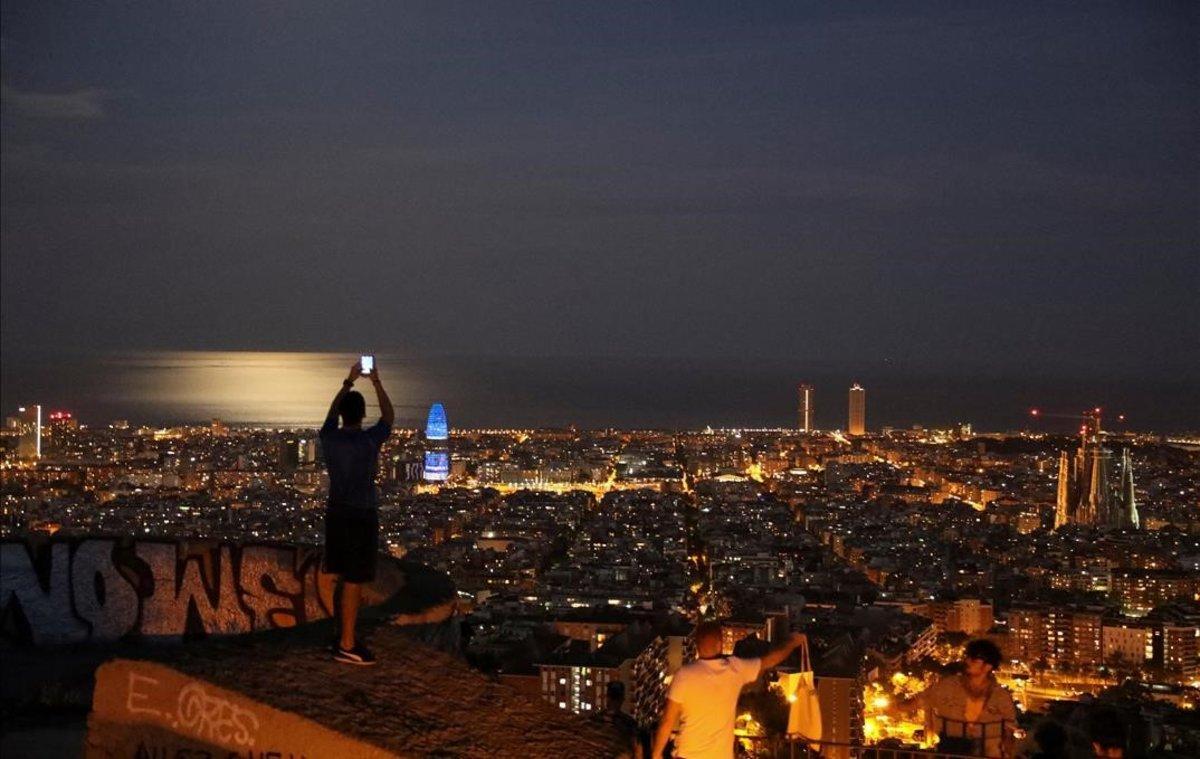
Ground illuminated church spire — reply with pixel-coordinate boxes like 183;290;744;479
1052;410;1138;531
1121;448;1138;530
1055;450;1071;529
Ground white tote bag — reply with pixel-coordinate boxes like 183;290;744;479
784;642;823;748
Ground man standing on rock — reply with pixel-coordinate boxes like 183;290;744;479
320;359;393;665
651;622;808;759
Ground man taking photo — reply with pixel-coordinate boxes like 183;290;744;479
319;359;393;665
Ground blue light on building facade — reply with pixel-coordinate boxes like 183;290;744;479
423;451;449;482
425;403;448;440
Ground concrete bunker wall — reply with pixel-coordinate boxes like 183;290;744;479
0;536;403;645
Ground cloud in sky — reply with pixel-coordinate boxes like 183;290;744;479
1;83;108;119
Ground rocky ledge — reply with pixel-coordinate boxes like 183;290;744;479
84;562;625;758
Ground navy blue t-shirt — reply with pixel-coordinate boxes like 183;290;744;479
319;418;391;513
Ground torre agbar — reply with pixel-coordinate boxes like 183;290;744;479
423;402;450;483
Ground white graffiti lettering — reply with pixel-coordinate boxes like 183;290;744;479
176;682;260;747
126;672;164;719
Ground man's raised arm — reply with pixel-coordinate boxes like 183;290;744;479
324;362;361;432
370;363;394;427
758;632;808;671
650;698;681;759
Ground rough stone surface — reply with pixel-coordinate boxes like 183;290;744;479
88;626;625;758
81;561;625;757
87;659;395;759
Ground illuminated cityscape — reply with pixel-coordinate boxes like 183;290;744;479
3;392;1198;755
2;2;1196;756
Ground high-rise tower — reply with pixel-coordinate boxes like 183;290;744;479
11;406;41;461
798;384;814;432
425;403;448;441
847;384;866;436
423;403;450;483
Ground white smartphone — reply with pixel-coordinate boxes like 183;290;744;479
360;355;374;375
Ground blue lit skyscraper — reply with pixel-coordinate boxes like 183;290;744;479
425;403;448;440
423;402;450;482
423;451;450;482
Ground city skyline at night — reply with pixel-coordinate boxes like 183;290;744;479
2;2;1197;757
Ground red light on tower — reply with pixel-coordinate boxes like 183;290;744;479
1030;408;1040;417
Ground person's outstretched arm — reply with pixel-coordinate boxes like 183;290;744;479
650;698;681;759
759;632;808;671
370;363;394;427
323;362;361;433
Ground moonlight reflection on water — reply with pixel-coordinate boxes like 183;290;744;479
100;352;427;427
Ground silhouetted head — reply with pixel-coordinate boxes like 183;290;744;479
339;391;366;427
694;621;723;659
1087;708;1126;758
964;639;1002;676
1034;720;1068;756
606;681;625;709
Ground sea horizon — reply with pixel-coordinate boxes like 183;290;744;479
3;349;1197;433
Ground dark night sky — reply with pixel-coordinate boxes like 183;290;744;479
2;2;1197;377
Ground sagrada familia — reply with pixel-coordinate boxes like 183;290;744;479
1055;411;1139;530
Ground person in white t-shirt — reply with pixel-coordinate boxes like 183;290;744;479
651;621;808;759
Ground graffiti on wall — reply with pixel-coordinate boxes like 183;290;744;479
0;538;339;645
127;671;261;747
87;660;390;759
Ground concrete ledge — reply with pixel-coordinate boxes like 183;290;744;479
1;559;452;716
85;625;627;757
87;659;394;758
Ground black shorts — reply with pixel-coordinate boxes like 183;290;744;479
323;510;379;583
